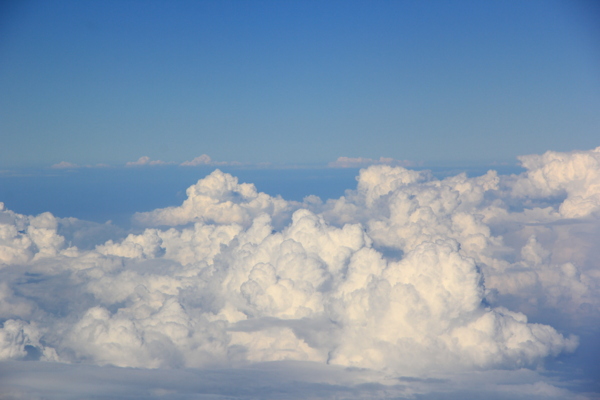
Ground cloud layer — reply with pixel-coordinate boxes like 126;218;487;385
2;148;600;397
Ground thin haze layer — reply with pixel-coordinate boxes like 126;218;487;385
1;148;599;397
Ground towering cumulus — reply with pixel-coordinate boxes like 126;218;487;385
1;148;599;382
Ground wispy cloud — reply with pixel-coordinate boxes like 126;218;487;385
51;155;244;169
51;161;79;169
328;156;416;168
51;162;112;169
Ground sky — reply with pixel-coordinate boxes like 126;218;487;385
1;1;600;399
1;0;599;168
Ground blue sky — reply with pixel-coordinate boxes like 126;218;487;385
1;0;598;168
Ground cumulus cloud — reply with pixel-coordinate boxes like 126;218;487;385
125;156;172;167
133;169;295;228
1;147;600;398
511;147;600;218
181;154;213;166
0;203;72;265
51;161;79;169
180;154;242;167
328;156;416;168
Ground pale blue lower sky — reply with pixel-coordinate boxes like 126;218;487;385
0;165;524;225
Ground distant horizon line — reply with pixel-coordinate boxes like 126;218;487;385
0;153;526;171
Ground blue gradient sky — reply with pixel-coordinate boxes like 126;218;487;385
1;0;599;168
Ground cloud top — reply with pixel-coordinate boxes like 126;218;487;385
51;161;79;169
180;154;241;166
2;147;600;394
180;154;213;166
125;156;172;167
328;156;416;168
513;146;600;218
133;169;293;227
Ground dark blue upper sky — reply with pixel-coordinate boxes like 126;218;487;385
1;0;599;168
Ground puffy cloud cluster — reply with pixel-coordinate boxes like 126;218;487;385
512;147;600;218
0;203;70;265
133;169;294;227
1;148;600;387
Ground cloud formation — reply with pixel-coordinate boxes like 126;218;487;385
180;154;242;167
133;169;294;228
328;156;416;168
51;161;79;169
512;147;600;218
50;162;111;169
125;156;172;167
1;148;600;398
55;155;242;169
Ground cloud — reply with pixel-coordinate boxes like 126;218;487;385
328;156;416;168
125;156;172;167
50;162;112;169
133;169;295;228
51;161;79;169
512;147;600;218
0;360;587;400
181;154;243;167
180;154;213;166
1;147;600;398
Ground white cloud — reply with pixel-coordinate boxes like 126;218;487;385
181;154;243;167
51;161;79;169
328;156;416;168
50;162;113;169
180;154;213;166
512;147;600;218
0;320;58;362
0;205;71;266
1;147;600;398
125;156;172;167
133;169;295;228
